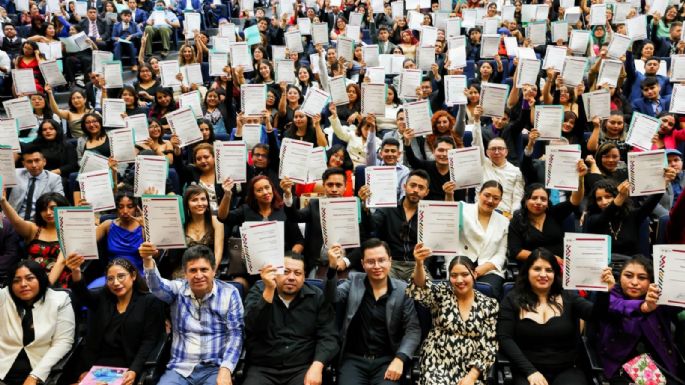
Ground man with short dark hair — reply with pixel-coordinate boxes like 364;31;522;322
8;146;64;220
140;244;244;385
112;9;142;69
325;238;420;385
359;170;431;280
366;136;410;200
242;252;338;385
144;0;181;58
282;168;365;276
1;24;24;60
79;6;109;50
632;77;672;117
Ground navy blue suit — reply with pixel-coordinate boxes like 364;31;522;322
112;22;142;64
631;95;672;117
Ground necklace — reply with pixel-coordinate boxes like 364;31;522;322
608;220;622;240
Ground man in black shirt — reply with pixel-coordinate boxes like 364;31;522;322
243;252;339;385
403;134;466;202
325;239;420;385
359;169;431;280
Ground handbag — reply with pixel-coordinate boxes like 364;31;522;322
622;353;667;385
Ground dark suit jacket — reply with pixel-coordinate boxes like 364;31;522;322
325;272;420;365
112;21;143;40
79;18;110;41
631;95;672;117
285;198;324;272
72;280;165;376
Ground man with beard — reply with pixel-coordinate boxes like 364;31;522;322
358;170;431;280
242;252;338;385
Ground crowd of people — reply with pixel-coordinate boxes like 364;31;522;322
0;0;685;384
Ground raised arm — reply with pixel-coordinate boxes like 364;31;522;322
45;84;70;120
0;193;38;239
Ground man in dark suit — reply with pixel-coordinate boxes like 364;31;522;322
282;167;364;277
79;7;110;50
112;9;142;68
324;238;420;385
127;0;149;27
1;24;24;60
370;24;396;54
631;77;671;117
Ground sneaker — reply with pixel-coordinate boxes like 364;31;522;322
131;65;138;72
160;51;168;58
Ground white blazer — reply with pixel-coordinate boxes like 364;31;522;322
455;203;509;278
0;288;75;381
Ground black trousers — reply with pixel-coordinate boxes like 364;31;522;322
338;354;399;385
512;367;587;385
241;364;308;385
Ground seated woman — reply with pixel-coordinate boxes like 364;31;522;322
508;159;587;265
0;192;70;287
409;246;498;385
294;144;354;198
584;143;629;193
587;111;629;161
583;174;675;257
497;248;615;385
94;189;145;273
135;118;177;164
65;255;165;385
28;119;78;191
0;260;75;385
217;176;305;288
598;256;681;385
160;186;224;278
445;180;508;298
76;113;110;161
174;143;224;214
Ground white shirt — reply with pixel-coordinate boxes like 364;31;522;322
451;203;509;277
472;122;524;214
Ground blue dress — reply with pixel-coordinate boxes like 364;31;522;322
107;221;145;273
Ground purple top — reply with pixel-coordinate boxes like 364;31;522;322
597;285;679;378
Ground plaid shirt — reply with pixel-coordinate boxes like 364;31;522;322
145;265;244;377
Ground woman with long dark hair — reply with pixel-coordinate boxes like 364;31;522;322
182;185;224;267
508;159;587;265
497;248;614;385
76;113;110;160
133;64;160;105
0;260;75;385
29;119;78;178
0;192;70;286
583;175;675;256
148;87;177;132
46;85;95;138
65;256;164;385
409;251;498;385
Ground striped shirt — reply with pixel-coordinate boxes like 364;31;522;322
145;265;244;377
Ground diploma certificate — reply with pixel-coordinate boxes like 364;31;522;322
563;233;611;291
55;207;99;259
142;195;186;249
418;200;461;256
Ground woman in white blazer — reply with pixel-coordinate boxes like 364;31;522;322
0;260;75;385
446;180;509;298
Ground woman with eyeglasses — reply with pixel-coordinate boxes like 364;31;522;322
65;255;165;385
76;113;110;161
0;260;75;385
409;248;498;385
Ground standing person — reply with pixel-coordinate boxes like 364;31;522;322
242;252;339;385
409;249;499;385
139;244;244;385
324;238;421;385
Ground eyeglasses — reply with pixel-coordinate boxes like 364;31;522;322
363;258;390;267
106;273;129;284
487;147;507;152
252;153;268;158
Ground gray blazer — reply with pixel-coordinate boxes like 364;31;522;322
8;169;64;219
325;272;420;364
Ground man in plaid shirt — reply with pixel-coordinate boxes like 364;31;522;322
140;243;244;385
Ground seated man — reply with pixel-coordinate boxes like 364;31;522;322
144;0;181;58
325;238;420;385
8;145;64;220
242;252;339;385
632;76;672;117
140;243;243;385
112;9;142;69
79;7;110;50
